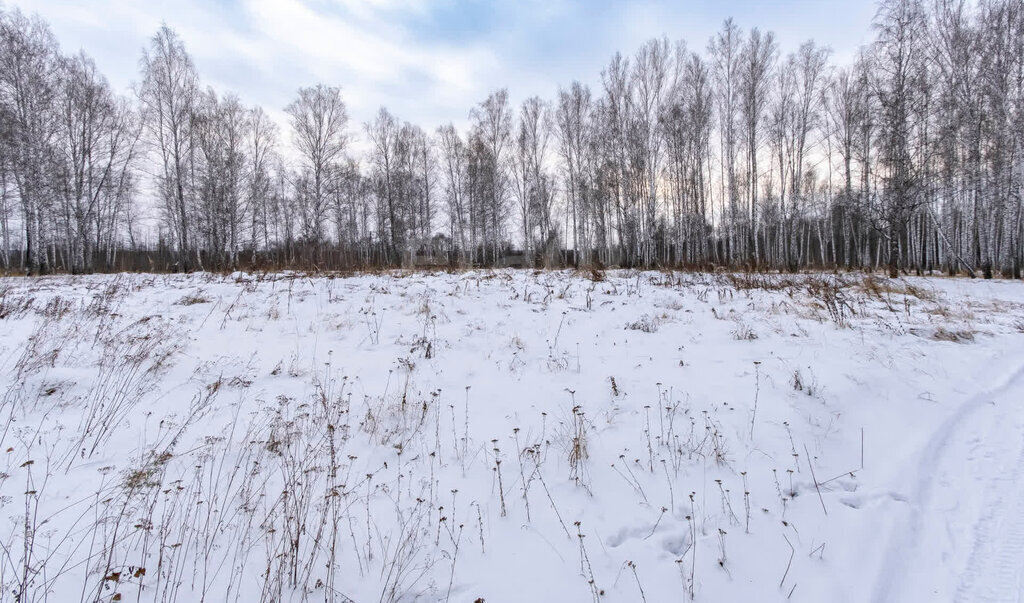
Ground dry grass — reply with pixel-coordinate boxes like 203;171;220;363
626;314;661;333
175;293;211;306
858;275;938;303
932;326;976;343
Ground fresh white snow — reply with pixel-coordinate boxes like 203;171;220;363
0;270;1022;602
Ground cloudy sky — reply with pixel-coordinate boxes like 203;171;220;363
13;0;878;142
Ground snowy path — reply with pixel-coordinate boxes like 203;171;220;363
957;429;1024;602
875;360;1024;602
955;361;1024;603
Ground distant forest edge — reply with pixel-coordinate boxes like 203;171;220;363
0;0;1022;278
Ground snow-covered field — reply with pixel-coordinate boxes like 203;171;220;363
0;269;1022;602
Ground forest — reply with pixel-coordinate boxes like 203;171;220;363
0;0;1022;277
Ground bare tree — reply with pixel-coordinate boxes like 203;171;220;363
412;126;436;253
824;64;870;267
247;105;278;259
600;52;638;264
663;51;714;264
512;96;555;258
0;9;60;273
286;84;348;249
769;40;829;267
51;53;139;271
873;0;930;276
194;90;249;268
366;107;402;261
470;89;512;262
0;134;12;269
628;37;677;264
739;27;777;264
709;19;744;263
555;82;595;264
138;25;200;270
437;123;469;261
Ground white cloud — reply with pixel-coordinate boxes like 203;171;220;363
9;0;877;147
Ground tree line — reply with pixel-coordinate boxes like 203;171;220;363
1;0;1022;277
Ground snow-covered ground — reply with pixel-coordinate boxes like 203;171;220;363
0;269;1021;602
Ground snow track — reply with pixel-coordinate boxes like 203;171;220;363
875;360;1024;602
956;431;1024;603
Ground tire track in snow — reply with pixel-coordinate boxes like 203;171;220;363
872;360;1024;602
955;432;1024;603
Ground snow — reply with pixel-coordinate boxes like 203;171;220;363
0;269;1022;602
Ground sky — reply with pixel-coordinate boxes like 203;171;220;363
11;0;878;147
